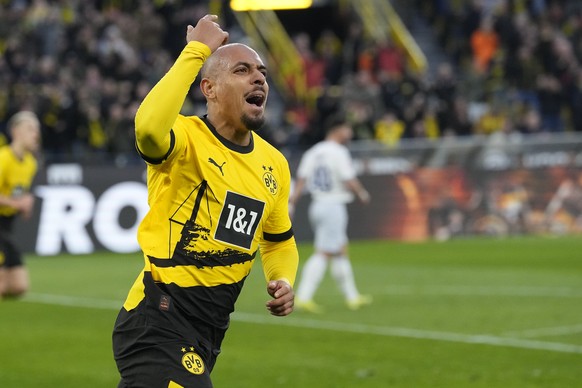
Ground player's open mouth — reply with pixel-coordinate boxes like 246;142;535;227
245;93;265;107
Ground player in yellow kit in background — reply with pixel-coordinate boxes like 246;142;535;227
0;111;41;299
112;15;299;388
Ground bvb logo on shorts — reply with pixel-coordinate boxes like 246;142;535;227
262;166;278;195
181;347;205;375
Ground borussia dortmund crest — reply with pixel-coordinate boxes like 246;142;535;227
262;165;278;195
181;347;205;375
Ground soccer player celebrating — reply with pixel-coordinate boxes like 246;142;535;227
112;15;299;387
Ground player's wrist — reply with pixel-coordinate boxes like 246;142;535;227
274;278;291;286
358;189;370;201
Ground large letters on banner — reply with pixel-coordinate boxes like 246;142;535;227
35;182;148;255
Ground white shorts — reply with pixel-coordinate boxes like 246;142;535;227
308;200;348;254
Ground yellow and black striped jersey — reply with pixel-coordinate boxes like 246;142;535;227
124;115;294;329
0;145;37;217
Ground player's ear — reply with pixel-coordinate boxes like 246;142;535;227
200;78;216;99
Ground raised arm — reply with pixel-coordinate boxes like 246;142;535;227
135;15;228;160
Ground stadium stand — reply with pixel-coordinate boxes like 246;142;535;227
1;0;582;165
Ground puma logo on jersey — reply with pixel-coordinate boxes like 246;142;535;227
208;158;226;176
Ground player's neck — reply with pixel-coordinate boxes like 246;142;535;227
326;135;344;145
10;142;26;160
206;114;251;146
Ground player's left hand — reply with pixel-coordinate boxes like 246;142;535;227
15;193;35;219
266;280;294;316
358;189;371;205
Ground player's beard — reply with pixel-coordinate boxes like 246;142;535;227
241;113;265;131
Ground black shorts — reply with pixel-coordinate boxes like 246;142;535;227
113;276;225;388
0;216;22;268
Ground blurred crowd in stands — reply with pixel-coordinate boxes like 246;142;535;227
419;0;582;136
1;0;582;164
0;0;213;165
283;0;582;149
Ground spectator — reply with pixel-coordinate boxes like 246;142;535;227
536;73;565;132
346;100;376;140
431;62;459;133
375;111;406;146
475;102;508;135
375;36;406;78
447;96;475;137
568;69;582;131
402;92;429;138
341;20;366;77
294;32;326;92
515;104;543;134
470;16;499;74
378;70;406;118
314;29;343;86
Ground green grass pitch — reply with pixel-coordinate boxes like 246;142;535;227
1;236;581;387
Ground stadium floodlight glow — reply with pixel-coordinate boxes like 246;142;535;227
230;0;312;11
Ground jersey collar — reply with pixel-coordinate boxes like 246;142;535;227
201;115;255;154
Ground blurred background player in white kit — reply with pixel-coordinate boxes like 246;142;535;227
289;115;372;313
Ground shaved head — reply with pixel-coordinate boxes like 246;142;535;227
200;42;269;137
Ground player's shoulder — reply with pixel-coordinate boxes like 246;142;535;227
0;145;11;160
299;141;325;161
328;141;350;155
25;151;38;165
310;139;345;154
253;132;287;161
173;115;215;146
175;115;206;133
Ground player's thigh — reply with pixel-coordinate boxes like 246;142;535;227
0;235;23;268
309;201;347;228
117;340;213;388
309;202;348;251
